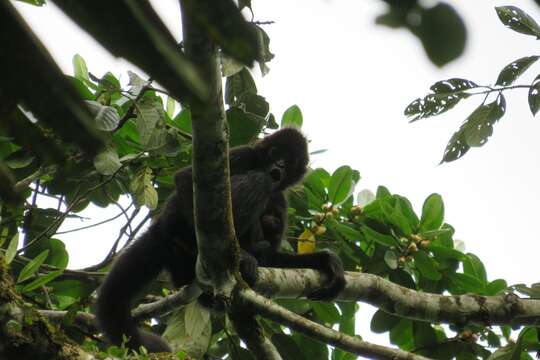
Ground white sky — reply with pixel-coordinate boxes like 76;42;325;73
11;0;540;349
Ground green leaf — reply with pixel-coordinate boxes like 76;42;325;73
528;74;540;116
442;95;506;163
331;221;362;242
272;334;307;360
163;302;211;358
463;96;506;147
227;107;264;147
312;302;340;324
381;201;413;236
446;273;485;294
5;233;19;264
93;149;122;176
304;169;328;202
428;244;465;261
136;97;168;150
16;0;46;6
361;226;397;248
72;54;90;83
166;96;176;118
406;83;473;121
464;253;487;283
225;68;257;105
21;270;64;293
413;3;466;67
495;56;539;86
281;105;303;128
328;166;353;205
376;186;391;199
486;279;508;296
17;250;49;283
419;193;444;232
371;310;400;333
495;6;540;38
253;24;275;75
412;251;441;281
130;167;158;210
390;319;414;349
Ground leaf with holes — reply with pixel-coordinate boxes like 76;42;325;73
495;56;539;86
136;97;167;150
130;167;158;210
441;130;470;163
405;79;477;121
528;74;540;115
495;6;540;38
441;95;506;163
430;78;478;93
463;95;506;147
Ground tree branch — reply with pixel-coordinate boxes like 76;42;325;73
238;288;429;360
255;268;540;326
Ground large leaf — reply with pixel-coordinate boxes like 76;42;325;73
412;251;441;281
412;3;467;67
163;302;212;357
281;105;304;128
227;107;264;147
419;194;444;232
225;68;257;105
495;6;540;38
328;166;353;205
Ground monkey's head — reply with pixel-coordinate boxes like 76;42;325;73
256;127;309;191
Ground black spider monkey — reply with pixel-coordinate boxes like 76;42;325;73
96;128;346;353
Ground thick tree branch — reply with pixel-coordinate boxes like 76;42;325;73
179;0;237;299
255;268;540;326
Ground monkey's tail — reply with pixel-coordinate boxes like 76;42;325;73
96;229;172;353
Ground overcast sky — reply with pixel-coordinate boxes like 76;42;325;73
12;0;540;346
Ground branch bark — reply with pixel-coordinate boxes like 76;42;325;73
255;268;540;326
238;288;430;360
179;0;237;299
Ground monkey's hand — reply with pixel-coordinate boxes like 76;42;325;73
239;250;259;286
308;250;346;301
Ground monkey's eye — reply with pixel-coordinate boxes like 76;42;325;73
275;159;285;168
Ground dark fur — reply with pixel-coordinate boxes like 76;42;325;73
95;128;345;353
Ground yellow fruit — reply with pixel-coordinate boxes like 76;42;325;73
298;229;315;254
